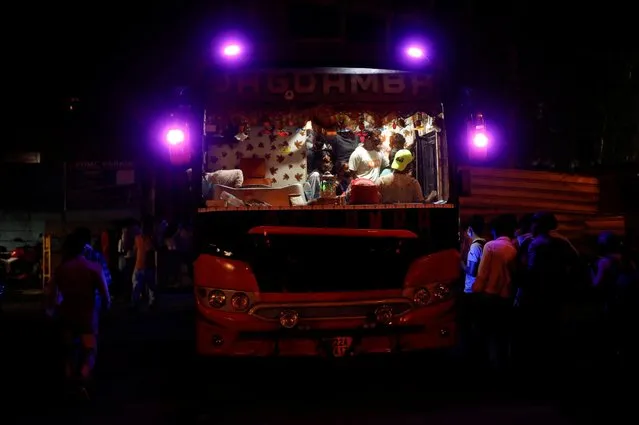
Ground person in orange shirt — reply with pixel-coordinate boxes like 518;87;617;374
100;230;110;267
131;219;157;309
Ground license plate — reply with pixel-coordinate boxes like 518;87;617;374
328;336;353;357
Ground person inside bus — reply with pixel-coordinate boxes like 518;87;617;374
377;149;424;204
335;163;352;196
348;130;388;182
305;148;333;200
324;129;358;172
304;126;321;172
381;133;408;177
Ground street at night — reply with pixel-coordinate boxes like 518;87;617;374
4;2;637;425
2;290;631;425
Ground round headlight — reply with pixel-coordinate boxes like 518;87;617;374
231;292;250;311
432;284;450;300
413;288;430;306
279;310;299;329
208;290;226;308
374;305;393;325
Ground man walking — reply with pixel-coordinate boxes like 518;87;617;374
74;227;112;310
47;233;110;397
131;218;157;310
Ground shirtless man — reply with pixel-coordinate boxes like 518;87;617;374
48;232;110;396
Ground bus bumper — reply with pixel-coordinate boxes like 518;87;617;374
195;299;457;357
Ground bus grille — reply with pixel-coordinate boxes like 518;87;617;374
250;301;412;321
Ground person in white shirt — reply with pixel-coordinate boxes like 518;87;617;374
472;214;518;369
463;215;487;294
348;130;389;182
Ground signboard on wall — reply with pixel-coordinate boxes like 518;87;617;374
66;161;140;211
1;152;41;164
209;69;437;107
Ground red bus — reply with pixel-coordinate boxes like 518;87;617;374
163;67;462;357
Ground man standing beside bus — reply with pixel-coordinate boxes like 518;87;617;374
459;215;486;362
131;218;157;310
472;215;518;370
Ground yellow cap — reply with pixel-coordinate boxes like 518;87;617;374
391;149;413;172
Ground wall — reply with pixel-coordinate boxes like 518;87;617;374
458;166;627;256
458;166;601;215
0;211;57;249
207;126;309;188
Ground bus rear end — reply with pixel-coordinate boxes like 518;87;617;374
160;67;461;356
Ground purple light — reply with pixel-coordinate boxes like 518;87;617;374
166;128;185;145
222;43;242;57
472;132;489;148
406;46;425;59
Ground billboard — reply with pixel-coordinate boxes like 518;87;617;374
65;161;140;211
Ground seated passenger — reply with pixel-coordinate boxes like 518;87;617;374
305;150;333;200
377;149;424;204
348;178;381;205
348;130;388;182
335;163;352;196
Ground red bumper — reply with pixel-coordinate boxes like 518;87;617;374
195;298;457;357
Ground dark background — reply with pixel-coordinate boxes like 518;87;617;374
4;0;638;209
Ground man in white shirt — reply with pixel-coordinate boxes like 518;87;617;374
472;214;518;369
348;130;389;182
463;215;487;294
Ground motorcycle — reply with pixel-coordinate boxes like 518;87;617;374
0;238;42;287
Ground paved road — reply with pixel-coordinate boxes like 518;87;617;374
0;293;629;425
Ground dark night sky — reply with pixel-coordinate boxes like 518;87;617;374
7;0;638;164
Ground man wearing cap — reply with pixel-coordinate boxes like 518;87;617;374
376;149;424;204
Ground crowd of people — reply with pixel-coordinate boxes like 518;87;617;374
460;212;638;373
305;130;438;204
41;209;637;399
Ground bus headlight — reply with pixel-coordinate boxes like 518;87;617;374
231;292;250;311
374;305;393;325
432;284;450;300
413;288;430;306
208;290;226;308
279;310;299;329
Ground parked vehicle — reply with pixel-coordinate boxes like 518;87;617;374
0;267;6;316
161;67;462;357
0;246;9;261
0;238;42;287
